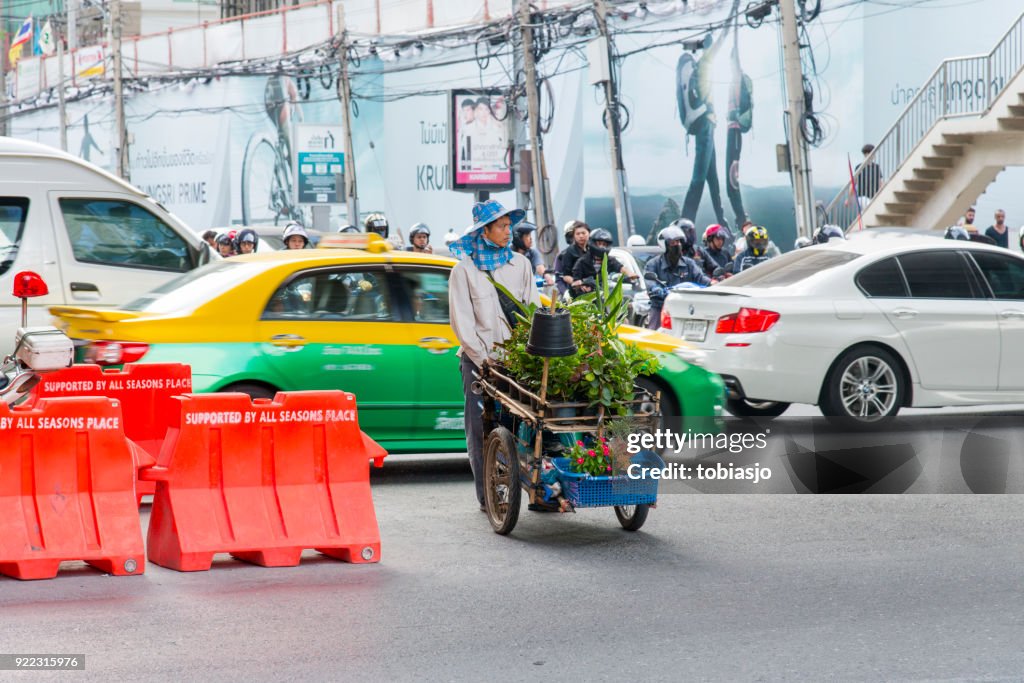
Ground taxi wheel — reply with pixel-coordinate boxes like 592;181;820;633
220;382;276;400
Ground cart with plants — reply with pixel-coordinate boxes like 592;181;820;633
475;271;665;535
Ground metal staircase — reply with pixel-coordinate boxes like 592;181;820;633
823;11;1024;231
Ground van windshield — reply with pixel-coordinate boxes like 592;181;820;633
122;260;265;314
0;198;30;278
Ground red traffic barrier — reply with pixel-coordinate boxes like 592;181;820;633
27;363;192;505
142;391;388;572
0;397;145;580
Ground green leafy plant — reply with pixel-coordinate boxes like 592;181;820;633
495;257;660;414
565;436;613;476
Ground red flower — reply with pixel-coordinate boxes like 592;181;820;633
606;465;612;472
576;440;584;447
576;457;584;464
587;449;596;457
602;446;609;455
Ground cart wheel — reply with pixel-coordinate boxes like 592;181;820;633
614;504;649;531
484;427;521;535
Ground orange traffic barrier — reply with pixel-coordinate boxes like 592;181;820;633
0;397;145;580
141;391;388;572
27;363;192;504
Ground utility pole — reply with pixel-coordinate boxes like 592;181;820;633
111;0;129;178
336;2;359;224
518;0;549;234
1;0;8;137
52;1;68;150
779;0;815;238
593;0;633;244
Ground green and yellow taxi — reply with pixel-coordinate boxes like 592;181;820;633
51;234;724;454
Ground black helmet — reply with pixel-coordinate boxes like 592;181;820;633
589;228;613;257
944;225;970;241
364;212;388;238
409;223;431;239
216;233;235;248
236;228;258;253
814;225;846;244
512;221;537;251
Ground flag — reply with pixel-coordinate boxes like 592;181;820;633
8;15;33;66
847;154;864;232
38;19;56;56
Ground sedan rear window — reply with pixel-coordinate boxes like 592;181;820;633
856;257;909;297
725;249;861;287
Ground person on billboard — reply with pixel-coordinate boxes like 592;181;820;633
677;1;739;231
470;98;507;171
724;12;752;232
458;98;476;172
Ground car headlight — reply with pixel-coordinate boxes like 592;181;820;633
672;346;706;366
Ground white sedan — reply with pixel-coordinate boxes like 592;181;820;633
661;236;1024;420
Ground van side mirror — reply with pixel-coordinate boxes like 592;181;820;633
13;271;48;299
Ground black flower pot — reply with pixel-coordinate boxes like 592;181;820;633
526;309;577;357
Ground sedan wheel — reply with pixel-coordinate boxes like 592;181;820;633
821;347;903;421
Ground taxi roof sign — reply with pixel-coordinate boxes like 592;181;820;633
317;232;393;253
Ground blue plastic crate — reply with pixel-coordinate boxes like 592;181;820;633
552;457;658;508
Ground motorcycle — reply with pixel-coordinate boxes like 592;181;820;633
1;272;74;405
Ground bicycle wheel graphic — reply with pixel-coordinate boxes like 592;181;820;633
241;134;283;225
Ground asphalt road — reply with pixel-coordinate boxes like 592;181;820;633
2;452;1023;682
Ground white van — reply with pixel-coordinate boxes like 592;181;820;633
0;138;212;351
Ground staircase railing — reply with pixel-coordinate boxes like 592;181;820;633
823;10;1024;231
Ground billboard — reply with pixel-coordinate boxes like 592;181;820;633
451;89;514;190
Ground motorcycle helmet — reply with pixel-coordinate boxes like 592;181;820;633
589;228;614;258
338;224;359;233
814;224;846;244
236;228;258;253
364;212;389;238
747;226;769;256
668;218;696;250
444;229;459;246
215;233;235;251
658;226;687;251
564;220;589;245
409;222;431;240
626;234;646;248
794;236;813;249
945;225;970;241
703;224;725;246
282;222;310;248
512;221;537;251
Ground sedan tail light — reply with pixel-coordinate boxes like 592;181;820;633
660;307;672;330
715;308;780;334
84;340;150;366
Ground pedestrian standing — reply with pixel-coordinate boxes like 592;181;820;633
962;207;978;235
448;200;540;511
985;209;1009;248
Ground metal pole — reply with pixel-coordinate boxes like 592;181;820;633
518;0;548;232
511;0;531;220
594;0;631;243
111;0;129;179
0;0;8;137
336;2;359;224
53;2;68;151
778;0;815;238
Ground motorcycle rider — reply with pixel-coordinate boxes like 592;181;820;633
511;221;552;283
236;228;258;254
555;220;590;296
364;213;389;239
644;225;712;329
698;224;732;276
945;226;970;241
216;232;236;257
571;228;637;297
733;225;773;273
813;224;846;244
406;223;433;254
282;222;310;250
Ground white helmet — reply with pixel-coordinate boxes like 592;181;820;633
626;234;646;248
282;222;310;247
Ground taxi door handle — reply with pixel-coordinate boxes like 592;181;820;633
418;336;455;352
270;334;306;348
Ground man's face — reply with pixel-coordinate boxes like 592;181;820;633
710;235;725;249
593;240;612;252
966;210;976;222
521;232;534;249
240;241;255;254
573;227;589;248
484;216;511;247
285;235;305;250
996;211;1006;225
475;103;491;123
413;233;429;248
217;243;233;256
461;103;474;124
